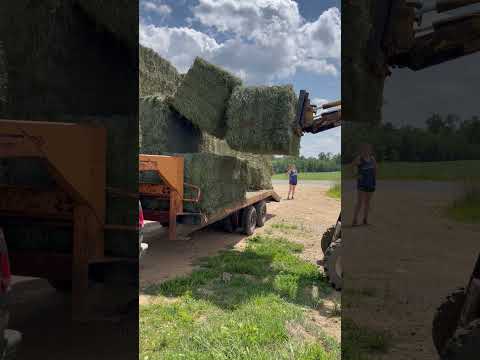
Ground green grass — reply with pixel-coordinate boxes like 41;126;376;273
342;319;391;360
271;223;299;231
272;171;340;181
327;183;341;199
447;187;480;224
140;235;339;360
344;160;480;181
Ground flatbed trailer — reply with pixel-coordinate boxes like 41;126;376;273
139;154;280;240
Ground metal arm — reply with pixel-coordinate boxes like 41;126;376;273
368;0;480;73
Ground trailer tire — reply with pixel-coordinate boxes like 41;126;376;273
442;319;480;359
321;226;335;253
242;206;257;236
255;201;267;227
432;287;466;356
324;239;342;291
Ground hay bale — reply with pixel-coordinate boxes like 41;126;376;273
139;45;181;98
172;57;242;138
225;85;301;156
199;133;273;190
181;153;248;215
75;0;137;52
140;96;202;155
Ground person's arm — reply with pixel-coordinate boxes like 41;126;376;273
352;156;360;177
372;156;377;178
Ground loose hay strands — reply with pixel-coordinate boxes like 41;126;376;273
139;45;181;98
226;85;301;156
172;57;242;138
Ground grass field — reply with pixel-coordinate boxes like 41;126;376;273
447;187;480;224
272;171;341;181
344;160;480;181
327;183;341;200
140;235;340;360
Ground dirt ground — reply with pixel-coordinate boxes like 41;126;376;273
140;181;341;340
343;180;480;360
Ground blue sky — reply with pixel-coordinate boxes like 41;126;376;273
140;0;341;157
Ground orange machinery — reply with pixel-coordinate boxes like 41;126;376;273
0;119;136;316
139;154;201;241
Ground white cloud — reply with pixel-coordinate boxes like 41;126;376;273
140;25;220;72
141;0;172;17
312;97;330;106
139;1;340;83
300;127;341;157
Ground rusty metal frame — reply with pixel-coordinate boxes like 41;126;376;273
139;154;187;240
0;119;107;316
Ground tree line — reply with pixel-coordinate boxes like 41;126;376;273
272;152;341;173
342;114;480;163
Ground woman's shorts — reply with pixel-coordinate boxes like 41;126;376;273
358;185;375;193
289;179;297;186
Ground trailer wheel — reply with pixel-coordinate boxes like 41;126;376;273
242;206;257;235
432;288;466;356
442;319;480;359
321;226;335;253
255;201;267;227
324;239;342;290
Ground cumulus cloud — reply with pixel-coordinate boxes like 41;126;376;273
139;0;340;83
300;127;341;157
141;0;172;17
140;25;220;72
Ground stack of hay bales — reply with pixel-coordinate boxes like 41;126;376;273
139;50;288;215
225;85;301;155
171;57;242;138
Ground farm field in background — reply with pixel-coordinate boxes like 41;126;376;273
272;171;341;181
343;161;480;181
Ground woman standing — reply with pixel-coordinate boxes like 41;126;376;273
352;143;377;226
287;164;298;200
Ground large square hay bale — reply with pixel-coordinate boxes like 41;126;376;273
181;153;248;215
140;96;202;155
199;133;273;190
225;85;301;156
172;57;242;138
139;45;182;98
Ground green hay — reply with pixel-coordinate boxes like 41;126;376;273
75;0;137;51
181;153;248;215
200;133;273;190
0;41;6;108
342;1;385;124
172;57;242;138
225;85;301;156
140;96;203;155
139;45;181;98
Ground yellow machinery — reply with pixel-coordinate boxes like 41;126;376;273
0;119;108;315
